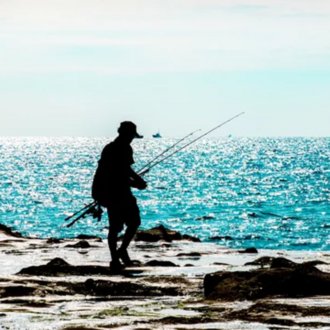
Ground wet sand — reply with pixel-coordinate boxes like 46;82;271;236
0;224;329;330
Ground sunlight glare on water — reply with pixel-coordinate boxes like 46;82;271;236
0;137;329;250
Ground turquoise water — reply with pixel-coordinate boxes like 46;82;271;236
0;137;329;251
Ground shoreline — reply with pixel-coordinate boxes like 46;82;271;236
0;223;329;329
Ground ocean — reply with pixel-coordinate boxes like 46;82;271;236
0;137;329;251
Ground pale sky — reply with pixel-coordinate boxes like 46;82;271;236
1;0;329;137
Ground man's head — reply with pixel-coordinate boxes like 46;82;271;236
118;121;143;140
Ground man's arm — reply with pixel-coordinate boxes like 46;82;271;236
128;168;147;190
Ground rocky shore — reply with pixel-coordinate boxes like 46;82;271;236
0;223;329;330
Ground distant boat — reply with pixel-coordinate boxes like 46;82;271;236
152;132;162;138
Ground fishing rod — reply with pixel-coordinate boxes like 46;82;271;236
138;112;245;175
137;129;200;174
65;129;200;225
65;112;244;227
64;201;95;221
66;200;101;228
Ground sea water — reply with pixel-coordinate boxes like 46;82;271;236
0;137;329;251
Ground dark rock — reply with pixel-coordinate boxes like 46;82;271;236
265;318;296;326
245;256;274;266
210;235;233;241
245;257;327;269
145;260;178;267
47;258;70;267
270;257;297;269
65;240;91;249
182;234;201;242
225;301;330;326
204;262;330;300
0;241;15;248
156;316;215;325
238;247;258;254
302;260;328;267
0;223;22;238
61;327;99;330
76;234;102;242
248;212;259;218
22;300;52;308
196;215;215;220
161;243;172;248
79;278;181;297
1;286;36;298
176;252;201;257
18;258;111;276
135;225;180;242
213;262;229;266
135;225;199;243
244;234;262;240
46;238;62;244
4;277;182;298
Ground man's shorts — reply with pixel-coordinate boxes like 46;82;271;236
107;195;141;234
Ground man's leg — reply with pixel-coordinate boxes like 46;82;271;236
119;221;139;252
108;229;119;262
118;197;141;265
107;208;124;270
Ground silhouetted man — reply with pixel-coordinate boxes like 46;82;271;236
92;121;147;272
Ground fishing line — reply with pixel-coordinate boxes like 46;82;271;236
138;112;245;175
65;112;244;226
137;129;200;175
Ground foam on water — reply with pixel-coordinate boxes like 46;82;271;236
0;137;329;250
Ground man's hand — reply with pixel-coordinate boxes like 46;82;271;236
136;178;147;190
130;177;147;190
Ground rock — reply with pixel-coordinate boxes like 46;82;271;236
65;240;91;249
2;276;183;299
46;238;62;244
76;234;102;242
0;223;23;238
80;278;181;297
224;301;330;326
303;260;328;267
238;247;258;254
18;258;111;276
135;225;199;243
47;258;70;267
0;285;36;298
0;241;15;248
245;256;274;266
176;252;201;257
213;262;229;266
270;257;297;268
245;257;327;268
244;234;261;240
265;318;296;326
145;260;178;267
196;215;215;221
210;236;233;241
156;316;214;325
204;262;330;300
248;212;259;218
135;225;180;242
182;234;201;242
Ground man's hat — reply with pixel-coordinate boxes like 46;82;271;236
118;121;143;138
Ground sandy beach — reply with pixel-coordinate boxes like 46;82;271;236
0;224;329;330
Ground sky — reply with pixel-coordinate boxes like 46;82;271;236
0;0;330;137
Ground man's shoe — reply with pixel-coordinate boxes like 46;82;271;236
117;248;132;266
109;260;125;274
